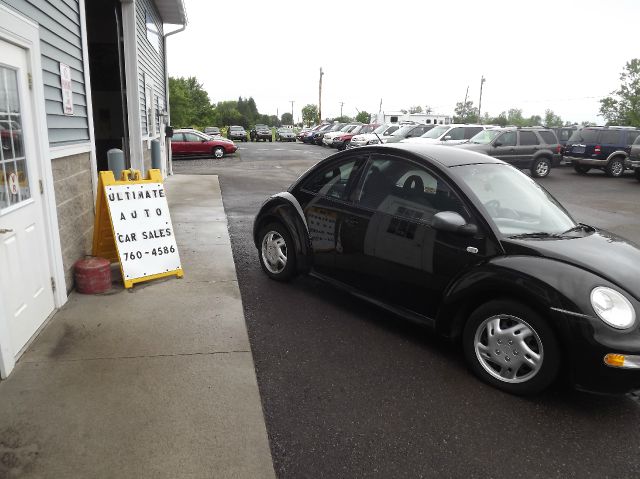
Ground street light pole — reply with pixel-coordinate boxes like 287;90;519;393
318;67;324;124
478;76;486;123
290;100;294;126
340;101;344;118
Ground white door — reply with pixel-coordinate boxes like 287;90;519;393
0;40;55;359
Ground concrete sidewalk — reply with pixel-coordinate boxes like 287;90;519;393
0;175;275;478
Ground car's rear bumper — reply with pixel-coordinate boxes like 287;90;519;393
566;156;607;167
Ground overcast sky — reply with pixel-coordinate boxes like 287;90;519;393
167;0;639;124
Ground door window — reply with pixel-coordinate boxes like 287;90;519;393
357;155;469;224
445;127;465;141
464;127;483;139
183;132;202;142
538;131;558;145
302;157;361;201
172;133;185;141
496;131;516;146
0;66;30;210
627;131;640;145
519;131;539;145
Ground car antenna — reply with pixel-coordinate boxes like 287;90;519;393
374;129;383;144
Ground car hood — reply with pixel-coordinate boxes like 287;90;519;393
324;131;348;139
503;229;640;301
455;142;491;152
402;137;441;144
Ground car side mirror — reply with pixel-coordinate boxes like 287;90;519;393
493;141;502;147
432;211;478;236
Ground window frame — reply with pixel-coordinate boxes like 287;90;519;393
299;153;368;203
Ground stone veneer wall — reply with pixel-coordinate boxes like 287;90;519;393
51;152;94;292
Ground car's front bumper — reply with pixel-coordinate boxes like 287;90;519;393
554;307;640;394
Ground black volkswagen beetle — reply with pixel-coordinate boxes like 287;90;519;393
253;144;640;395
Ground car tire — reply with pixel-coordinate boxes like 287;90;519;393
269;138;272;142
605;157;625;178
530;157;551;178
635;169;640;182
462;299;560;395
213;147;224;159
258;222;296;281
573;164;591;174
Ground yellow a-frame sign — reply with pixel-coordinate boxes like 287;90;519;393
92;169;184;288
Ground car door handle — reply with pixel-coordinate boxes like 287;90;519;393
0;228;13;234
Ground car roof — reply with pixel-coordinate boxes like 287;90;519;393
379;143;504;167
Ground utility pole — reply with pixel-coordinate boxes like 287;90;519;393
339;101;344;118
318;67;324;123
478;76;486;123
290;100;294;126
463;86;469;119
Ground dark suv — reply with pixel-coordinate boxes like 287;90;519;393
455;127;562;177
564;126;640;177
250;124;272;142
628;135;640;182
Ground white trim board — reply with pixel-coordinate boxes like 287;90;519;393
49;142;93;159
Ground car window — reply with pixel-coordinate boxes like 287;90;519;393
356;155;469;224
600;130;621;144
496;131;516;146
568;128;599;143
302;157;361;201
557;129;573;141
627;131;640;145
173;133;185;142
464;127;483;139
632;134;640;145
446;128;465;141
519;131;538;146
184;133;201;142
538;131;558;144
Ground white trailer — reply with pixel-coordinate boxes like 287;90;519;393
372;111;452;126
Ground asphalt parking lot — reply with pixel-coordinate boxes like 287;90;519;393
174;142;640;478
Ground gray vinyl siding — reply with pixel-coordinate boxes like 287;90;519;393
1;0;89;146
135;0;165;138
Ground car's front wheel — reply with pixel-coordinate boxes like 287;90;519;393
258;222;296;281
213;146;224;159
530;157;551;178
606;157;625;178
463;299;560;395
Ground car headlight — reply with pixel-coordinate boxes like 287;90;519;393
590;287;636;329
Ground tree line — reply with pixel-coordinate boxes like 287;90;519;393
169;59;639;130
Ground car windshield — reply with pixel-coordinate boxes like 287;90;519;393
373;125;388;134
230;127;243;131
360;125;375;134
469;129;501;144
341;124;355;132
455;164;576;236
421;125;449;139
330;123;345;131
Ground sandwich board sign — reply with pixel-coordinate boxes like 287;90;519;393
92;169;183;288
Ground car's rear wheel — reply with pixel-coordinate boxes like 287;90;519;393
635;169;640;182
463;299;560;395
606;157;625;177
258;222;296;281
213;146;224;159
530;157;551;178
573;164;591;174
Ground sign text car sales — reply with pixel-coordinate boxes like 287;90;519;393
106;182;181;283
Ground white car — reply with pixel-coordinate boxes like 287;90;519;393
323;124;361;146
402;124;494;145
348;124;401;148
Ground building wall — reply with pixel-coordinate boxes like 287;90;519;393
135;0;165;139
51;152;94;291
0;0;90;146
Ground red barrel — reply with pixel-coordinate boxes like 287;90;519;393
74;257;112;294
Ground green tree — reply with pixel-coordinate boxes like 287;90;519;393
302;104;318;126
544;109;564;127
355;111;370;123
600;59;640;126
454;100;478;123
409;105;423;114
169;76;215;129
333;115;353;123
281;112;293;125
